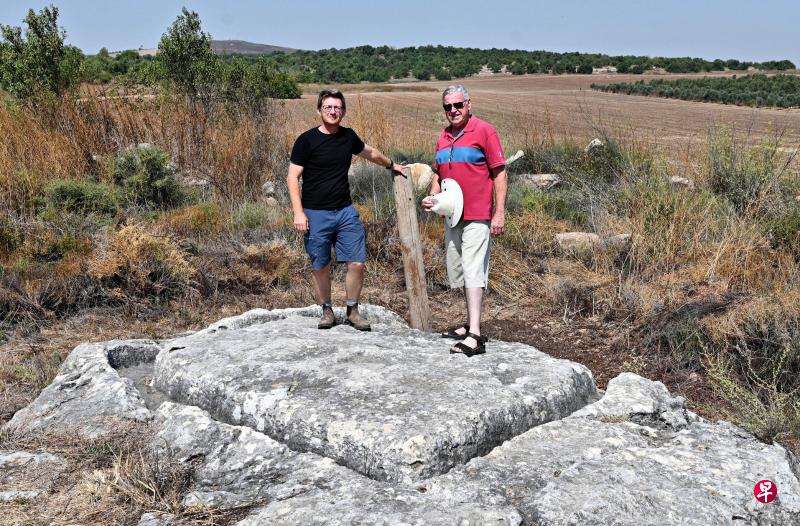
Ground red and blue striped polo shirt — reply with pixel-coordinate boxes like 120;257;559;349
433;116;505;221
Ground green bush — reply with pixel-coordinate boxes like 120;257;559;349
231;202;282;231
44;179;118;215
0;6;83;99
520;190;587;227
706;127;787;216
112;146;184;209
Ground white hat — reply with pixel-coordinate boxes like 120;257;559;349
430;178;464;228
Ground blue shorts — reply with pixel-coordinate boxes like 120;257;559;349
303;204;367;270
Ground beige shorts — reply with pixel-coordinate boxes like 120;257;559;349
445;220;491;289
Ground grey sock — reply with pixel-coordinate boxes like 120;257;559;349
346;299;358;307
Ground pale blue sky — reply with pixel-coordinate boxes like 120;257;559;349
1;1;798;64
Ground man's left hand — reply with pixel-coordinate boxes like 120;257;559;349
491;212;505;236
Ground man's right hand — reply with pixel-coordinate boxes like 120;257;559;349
293;212;309;233
421;195;436;211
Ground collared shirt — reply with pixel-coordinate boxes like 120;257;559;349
433;116;505;220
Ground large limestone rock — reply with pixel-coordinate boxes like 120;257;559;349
154;305;598;482
518;173;560;190
4;305;799;525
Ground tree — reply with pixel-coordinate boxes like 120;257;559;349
0;5;82;99
154;8;218;104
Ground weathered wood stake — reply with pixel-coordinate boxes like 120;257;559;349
392;173;431;331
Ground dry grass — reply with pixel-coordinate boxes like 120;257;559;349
0;423;254;525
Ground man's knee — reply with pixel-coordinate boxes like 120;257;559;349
347;261;366;272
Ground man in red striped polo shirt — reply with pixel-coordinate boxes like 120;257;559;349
422;84;508;357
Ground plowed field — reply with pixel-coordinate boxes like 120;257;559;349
287;73;800;155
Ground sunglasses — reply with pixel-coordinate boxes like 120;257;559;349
442;101;466;112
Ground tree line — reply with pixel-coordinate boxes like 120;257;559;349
591;74;800;109
0;5;301;103
256;47;794;84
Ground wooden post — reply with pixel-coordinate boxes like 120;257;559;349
392;173;431;331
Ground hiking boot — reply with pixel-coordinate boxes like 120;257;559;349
345;304;372;331
318;305;335;329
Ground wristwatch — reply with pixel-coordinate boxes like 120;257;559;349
386;159;394;169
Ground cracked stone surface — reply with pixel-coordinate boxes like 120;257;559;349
424;381;800;525
4;306;800;525
153;306;598;482
155;402;522;525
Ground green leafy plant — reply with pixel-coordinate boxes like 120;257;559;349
44;179;118;215
112;146;183;209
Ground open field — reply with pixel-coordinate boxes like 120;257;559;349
289;73;800;157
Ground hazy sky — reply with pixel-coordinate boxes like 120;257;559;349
1;1;798;64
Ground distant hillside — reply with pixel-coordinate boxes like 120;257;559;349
211;40;297;55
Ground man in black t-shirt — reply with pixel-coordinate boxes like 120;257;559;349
287;88;407;331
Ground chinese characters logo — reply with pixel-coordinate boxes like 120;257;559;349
753;480;777;504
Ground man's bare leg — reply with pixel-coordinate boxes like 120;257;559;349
452;287;483;350
345;261;365;302
453;287;470;336
312;264;332;304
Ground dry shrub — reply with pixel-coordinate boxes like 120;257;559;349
159;203;227;238
541;260;615;318
237;242;298;288
500;209;569;255
229;201;288;232
89;224;196;299
205;107;291;202
419;219;448;290
346;95;391;152
490;247;544;302
1;90;292;218
622;177;731;279
0;423;198;525
705;219;800;292
0;101;89;215
694;291;800;442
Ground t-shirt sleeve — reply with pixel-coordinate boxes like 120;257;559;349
349;129;365;155
290;134;311;166
483;127;506;169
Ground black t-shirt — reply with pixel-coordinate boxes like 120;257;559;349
290;126;365;210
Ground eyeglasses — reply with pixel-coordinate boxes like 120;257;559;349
442;101;466;112
321;105;344;113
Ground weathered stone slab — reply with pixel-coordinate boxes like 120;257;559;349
423;374;800;525
4;340;160;437
154;402;522;525
154;306;598;482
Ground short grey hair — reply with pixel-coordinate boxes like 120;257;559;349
442;84;470;101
